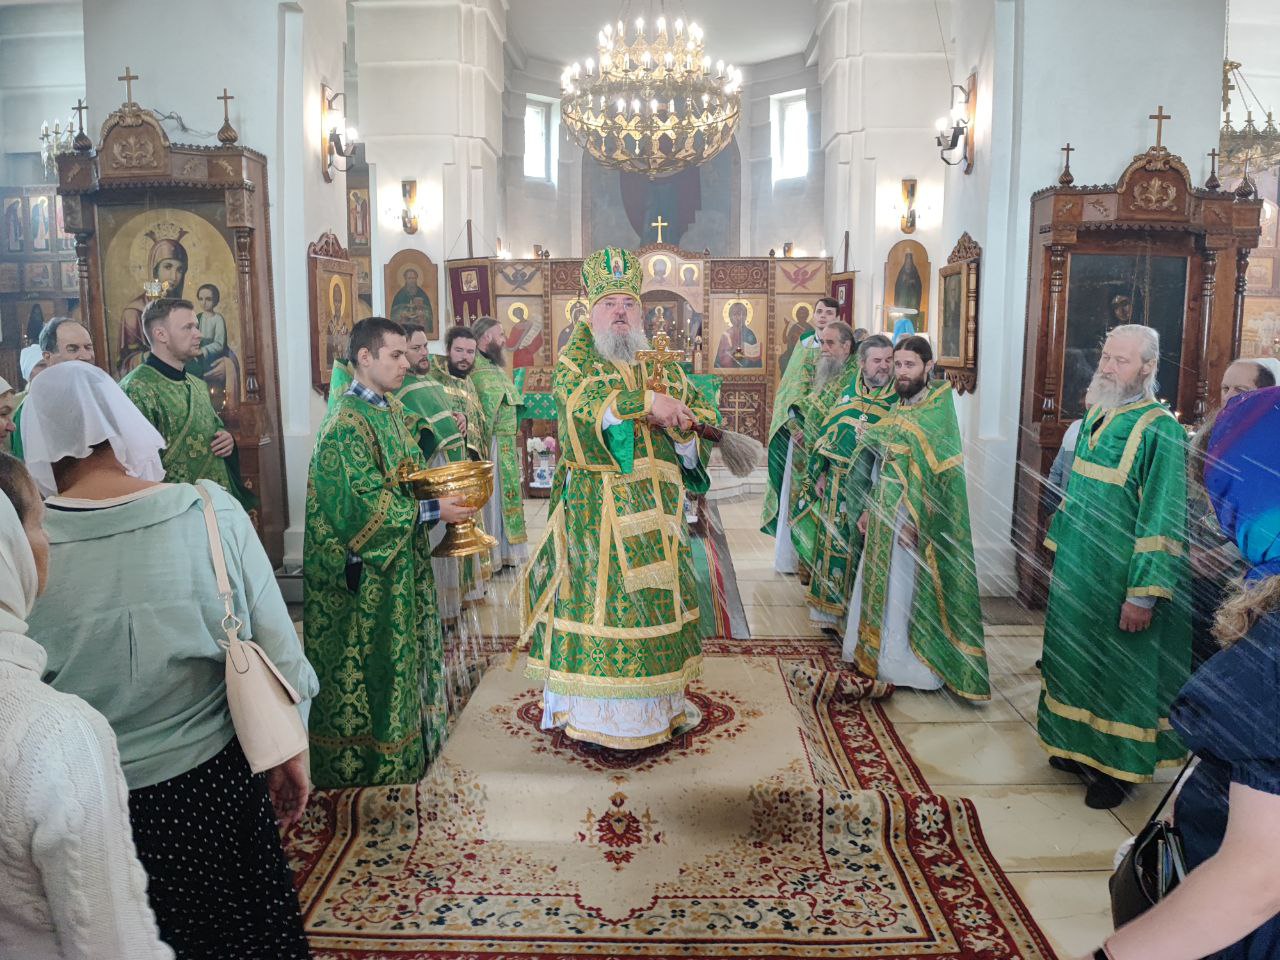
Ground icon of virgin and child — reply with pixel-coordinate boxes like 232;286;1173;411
117;227;240;410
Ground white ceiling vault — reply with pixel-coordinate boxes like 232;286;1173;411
504;0;820;69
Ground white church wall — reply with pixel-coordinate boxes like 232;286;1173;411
82;0;350;566
1223;0;1280;148
941;0;1226;595
502;53;576;259
743;54;825;259
0;2;84;185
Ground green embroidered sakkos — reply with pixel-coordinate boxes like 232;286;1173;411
521;320;718;709
426;355;488;458
1037;399;1191;782
118;362;255;511
470;354;527;545
847;381;990;700
302;391;448;788
761;338;819;536
791;370;898;616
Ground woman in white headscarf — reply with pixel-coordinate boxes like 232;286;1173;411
0;376;17;451
22;361;318;960
0;452;173;960
8;346;45;459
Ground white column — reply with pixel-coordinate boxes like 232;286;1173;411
818;0;952;335
355;0;505;326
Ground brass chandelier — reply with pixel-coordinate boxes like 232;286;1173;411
560;12;742;179
1220;59;1280;176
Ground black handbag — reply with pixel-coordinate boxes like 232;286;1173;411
1109;761;1195;928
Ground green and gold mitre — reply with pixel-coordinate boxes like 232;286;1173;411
581;246;642;306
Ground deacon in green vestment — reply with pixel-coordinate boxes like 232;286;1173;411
425;329;494;598
1037;325;1191;808
842;336;989;700
761;295;841;574
304;317;476;789
522;247;718;749
471;316;528;568
792;333;897;622
118;299;255;511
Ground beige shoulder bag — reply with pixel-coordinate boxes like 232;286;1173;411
196;486;308;773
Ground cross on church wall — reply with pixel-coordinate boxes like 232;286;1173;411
651;215;669;244
1148;105;1171;148
118;66;139;104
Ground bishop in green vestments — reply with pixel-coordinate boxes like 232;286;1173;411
118;299;255;511
470;316;528;568
522;247;718;749
761;296;841;574
1037;325;1190;808
842;336;989;700
304;317;474;788
792;333;897;621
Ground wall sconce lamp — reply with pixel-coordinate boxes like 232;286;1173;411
899;178;918;234
321;83;358;183
934;74;975;171
782;241;795;258
401;180;419;234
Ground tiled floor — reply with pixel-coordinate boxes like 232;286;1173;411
473;494;1133;955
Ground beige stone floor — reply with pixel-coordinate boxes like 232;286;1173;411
475;495;1155;956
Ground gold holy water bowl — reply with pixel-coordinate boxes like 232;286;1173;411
398;460;497;558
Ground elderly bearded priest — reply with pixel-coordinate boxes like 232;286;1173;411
1037;324;1191;809
521;247;719;749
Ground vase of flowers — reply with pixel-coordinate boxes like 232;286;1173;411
527;435;558;488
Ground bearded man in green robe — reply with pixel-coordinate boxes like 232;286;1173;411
761;295;840;574
792;333;896;625
1037;324;1191;809
522;247;718;749
426;326;493;600
119;298;255;511
304;316;475;788
842;335;989;700
471;316;528;569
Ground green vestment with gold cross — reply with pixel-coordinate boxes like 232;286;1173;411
847;381;990;700
119;361;256;512
761;337;819;537
302;390;448;788
1037;399;1191;782
792;369;898;617
521;307;718;744
470;353;527;545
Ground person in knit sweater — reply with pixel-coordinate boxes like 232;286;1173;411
0;452;173;960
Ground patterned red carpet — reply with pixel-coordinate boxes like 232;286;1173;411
284;652;1058;959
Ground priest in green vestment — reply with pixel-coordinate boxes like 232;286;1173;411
761;295;840;574
792;333;897;624
118;299;255;512
471;316;528;569
521;247;718;749
842;335;989;700
304;316;476;788
1037;325;1191;809
425;328;493;601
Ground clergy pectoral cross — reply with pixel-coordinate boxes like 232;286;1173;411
1149;105;1171;149
218;88;235;123
650;215;669;244
118;66;139;104
635;331;682;393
